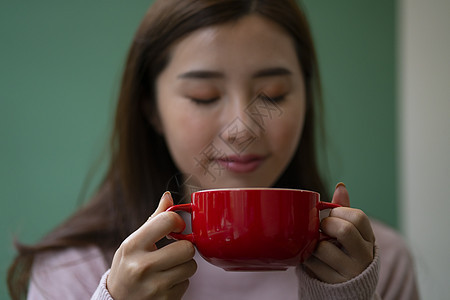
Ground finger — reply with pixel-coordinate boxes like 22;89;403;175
150;191;174;219
332;182;350;207
303;255;347;284
160;259;197;288
321;216;374;263
143;279;190;300
145;240;196;271
125;211;185;251
329;207;375;243
166;280;190;300
311;241;358;279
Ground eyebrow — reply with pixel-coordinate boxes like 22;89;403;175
177;67;292;79
252;67;292;78
178;70;223;79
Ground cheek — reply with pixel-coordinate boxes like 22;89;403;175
268;105;305;157
159;104;219;172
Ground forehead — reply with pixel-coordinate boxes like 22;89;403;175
165;14;300;74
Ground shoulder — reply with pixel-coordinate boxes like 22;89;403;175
370;219;411;259
29;246;110;299
370;219;419;299
32;245;109;274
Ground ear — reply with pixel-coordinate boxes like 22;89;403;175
142;99;164;135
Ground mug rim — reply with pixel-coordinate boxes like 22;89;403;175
194;187;319;195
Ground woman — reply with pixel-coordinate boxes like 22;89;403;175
8;1;419;299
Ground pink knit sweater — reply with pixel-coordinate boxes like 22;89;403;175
28;220;419;299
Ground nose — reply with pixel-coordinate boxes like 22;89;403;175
219;93;264;154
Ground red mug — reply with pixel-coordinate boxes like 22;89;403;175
166;188;339;271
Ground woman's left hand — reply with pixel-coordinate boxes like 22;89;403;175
303;183;376;283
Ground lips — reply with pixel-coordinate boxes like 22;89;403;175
216;154;266;173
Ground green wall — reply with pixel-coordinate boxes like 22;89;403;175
0;1;396;297
302;1;397;227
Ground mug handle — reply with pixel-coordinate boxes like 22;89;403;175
317;201;341;242
165;204;194;243
318;201;340;210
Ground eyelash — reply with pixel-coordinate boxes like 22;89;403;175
260;94;287;103
189;97;220;105
189;94;286;105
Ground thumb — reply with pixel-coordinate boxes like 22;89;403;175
331;182;350;207
149;191;174;219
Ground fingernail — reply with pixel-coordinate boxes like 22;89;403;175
160;191;173;204
152;192;172;214
163;191;174;206
335;182;346;189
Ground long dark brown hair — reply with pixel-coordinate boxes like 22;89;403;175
8;0;327;298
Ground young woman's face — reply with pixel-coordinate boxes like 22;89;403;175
155;15;306;190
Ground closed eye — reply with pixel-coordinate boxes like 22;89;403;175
271;95;286;102
189;97;220;105
259;93;287;103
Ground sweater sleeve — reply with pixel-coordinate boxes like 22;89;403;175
91;269;114;300
296;246;380;300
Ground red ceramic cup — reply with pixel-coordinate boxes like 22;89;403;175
166;188;339;271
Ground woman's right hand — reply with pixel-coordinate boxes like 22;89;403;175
106;192;197;300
